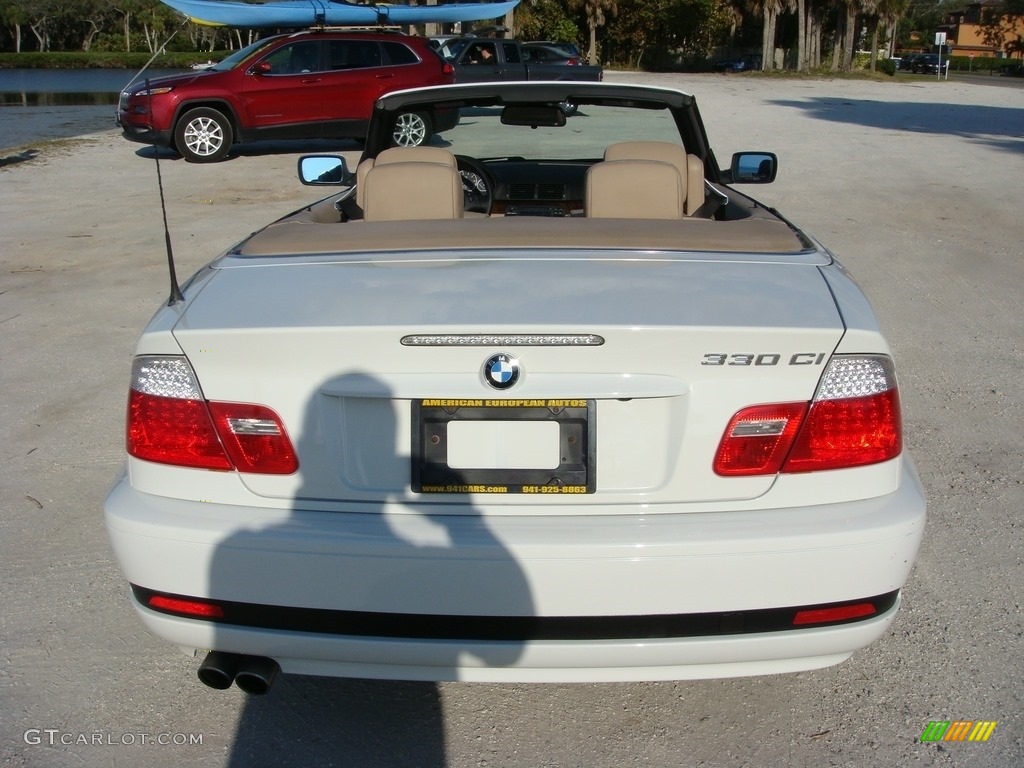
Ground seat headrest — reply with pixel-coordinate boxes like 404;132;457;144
356;147;459;211
374;146;458;168
604;141;705;216
362;161;464;222
585;159;684;219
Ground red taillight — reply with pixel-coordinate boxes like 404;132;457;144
713;355;902;476
128;389;232;470
442;63;455;76
208;402;298;474
127;356;297;474
784;389;901;473
566;57;580;65
713;402;807;476
148;594;224;619
793;602;877;626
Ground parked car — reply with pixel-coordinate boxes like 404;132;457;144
524;40;584;58
117;30;456;162
713;54;762;72
894;52;918;70
521;42;586;66
104;81;925;693
910;53;942;74
438;37;601;116
438;36;603;84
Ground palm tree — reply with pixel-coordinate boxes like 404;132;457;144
567;0;618;65
829;0;860;72
796;0;807;70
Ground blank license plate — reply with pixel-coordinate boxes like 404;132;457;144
412;399;594;494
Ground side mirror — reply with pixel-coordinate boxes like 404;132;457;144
298;155;352;186
249;61;272;76
729;152;777;183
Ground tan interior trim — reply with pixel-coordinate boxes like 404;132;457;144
238;216;806;257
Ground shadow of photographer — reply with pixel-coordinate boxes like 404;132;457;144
206;372;534;766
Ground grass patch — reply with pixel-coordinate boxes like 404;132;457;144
742;65;895;81
0;51;229;69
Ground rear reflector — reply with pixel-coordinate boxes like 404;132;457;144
793;602;877;626
147;594;224;619
713;355;901;476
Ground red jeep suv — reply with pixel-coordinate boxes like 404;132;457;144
118;30;457;162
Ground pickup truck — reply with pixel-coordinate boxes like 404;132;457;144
431;37;602;114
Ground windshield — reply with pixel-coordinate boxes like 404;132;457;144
436;39;470;61
212;37;280;71
441;103;684;160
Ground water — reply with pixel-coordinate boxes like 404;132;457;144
0;68;185;152
0;68;186;104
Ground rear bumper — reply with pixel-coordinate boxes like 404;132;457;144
104;459;925;681
129;595;903;682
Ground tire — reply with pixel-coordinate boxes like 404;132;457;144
392;111;432;147
174;107;233;163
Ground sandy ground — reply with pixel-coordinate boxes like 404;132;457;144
1;73;1022;767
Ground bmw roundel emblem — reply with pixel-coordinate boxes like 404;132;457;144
483;353;520;390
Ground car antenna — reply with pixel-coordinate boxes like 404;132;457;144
147;81;185;306
123;17;189;92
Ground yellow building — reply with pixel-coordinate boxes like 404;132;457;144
938;1;1024;58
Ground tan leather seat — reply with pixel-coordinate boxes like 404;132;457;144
585;159;685;219
362;158;464;222
356;147;459;211
602;141;706;216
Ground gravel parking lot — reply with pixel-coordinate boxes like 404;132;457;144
1;73;1022;767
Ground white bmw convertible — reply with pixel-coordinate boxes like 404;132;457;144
104;82;926;694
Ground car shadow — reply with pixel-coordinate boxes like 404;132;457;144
769;97;1024;155
132;135;465;162
134;145;181;161
226;676;446;767
208;372;533;765
133;137;365;162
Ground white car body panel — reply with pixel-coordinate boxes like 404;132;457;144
108;460;924;615
163;254;856;505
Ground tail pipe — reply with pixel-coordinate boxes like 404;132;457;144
197;651;238;690
197;651;279;695
233;655;280;695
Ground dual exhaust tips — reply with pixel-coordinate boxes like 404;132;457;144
198;651;279;695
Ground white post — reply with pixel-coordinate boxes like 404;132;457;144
935;32;947;81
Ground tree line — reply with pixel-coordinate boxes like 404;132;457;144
0;0;994;72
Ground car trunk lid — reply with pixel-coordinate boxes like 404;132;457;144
169;249;844;506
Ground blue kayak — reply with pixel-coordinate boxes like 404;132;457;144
160;0;520;27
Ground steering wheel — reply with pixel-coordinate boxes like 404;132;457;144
455;155;493;214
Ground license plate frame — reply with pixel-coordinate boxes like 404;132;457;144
412;399;595;494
